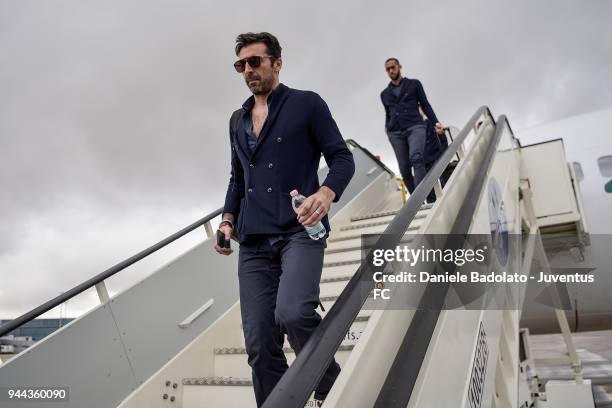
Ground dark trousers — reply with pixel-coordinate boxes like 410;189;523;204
387;124;427;194
238;230;341;407
424;160;450;203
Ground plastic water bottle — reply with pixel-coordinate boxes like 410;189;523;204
290;189;327;240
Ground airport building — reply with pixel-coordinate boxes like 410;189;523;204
0;318;73;342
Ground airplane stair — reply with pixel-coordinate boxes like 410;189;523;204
0;106;594;408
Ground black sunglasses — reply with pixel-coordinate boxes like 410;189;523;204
233;55;274;73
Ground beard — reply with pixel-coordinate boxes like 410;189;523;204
390;71;401;81
245;72;275;95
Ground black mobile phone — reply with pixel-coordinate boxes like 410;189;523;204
216;229;231;249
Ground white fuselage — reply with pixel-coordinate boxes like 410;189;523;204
518;108;612;332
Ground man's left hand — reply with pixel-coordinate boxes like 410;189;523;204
435;122;445;135
296;187;336;227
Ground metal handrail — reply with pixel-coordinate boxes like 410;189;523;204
0;207;223;337
262;106;495;408
345;139;395;176
374;115;511;407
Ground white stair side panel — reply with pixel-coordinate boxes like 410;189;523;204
118;304;244;408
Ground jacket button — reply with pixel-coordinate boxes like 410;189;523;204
267;187;272;193
268;163;273;168
277;137;282;142
249;163;254;168
248;188;253;193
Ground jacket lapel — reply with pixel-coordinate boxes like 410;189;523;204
234;109;252;160
251;84;290;158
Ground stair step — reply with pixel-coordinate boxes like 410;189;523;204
341;214;396;229
324;236;414;254
323;249;362;265
329;223;391;239
319;277;351;298
340;213;426;231
320;294;340;303
327;224;421;243
323;223;423;267
214;344;355;355
320;263;362;279
182;379;321;408
184;377;253;386
182;379;258;408
320;292;374;304
325;242;363;254
238;314;370;349
349;203;432;222
323;258;361;268
320;274;353;284
213;345;355;377
350;209;400;222
325;237;366;253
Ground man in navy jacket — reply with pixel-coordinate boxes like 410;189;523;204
381;58;444;194
214;32;354;407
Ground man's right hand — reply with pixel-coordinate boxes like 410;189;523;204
214;224;233;255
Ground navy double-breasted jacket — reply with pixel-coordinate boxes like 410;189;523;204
380;77;439;133
222;83;355;241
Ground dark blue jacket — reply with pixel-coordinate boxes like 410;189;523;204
223;83;355;241
380;77;439;132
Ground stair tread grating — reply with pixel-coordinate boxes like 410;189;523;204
320;275;353;284
327;225;420;243
183;377;253;386
323;259;361;268
340;213;426;231
349;203;432;222
350;209;399;222
214;344;355;355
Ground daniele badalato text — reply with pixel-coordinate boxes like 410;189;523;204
370;246;594;285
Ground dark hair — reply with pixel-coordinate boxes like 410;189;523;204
235;32;282;59
385;57;400;65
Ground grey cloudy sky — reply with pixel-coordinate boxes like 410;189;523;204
1;0;611;319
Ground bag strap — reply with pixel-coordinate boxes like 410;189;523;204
227;108;245;242
229;108;244;145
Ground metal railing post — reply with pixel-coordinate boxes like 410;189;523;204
203;221;214;239
95;281;110;304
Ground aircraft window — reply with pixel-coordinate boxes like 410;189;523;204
598;156;612;177
572;162;584;182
